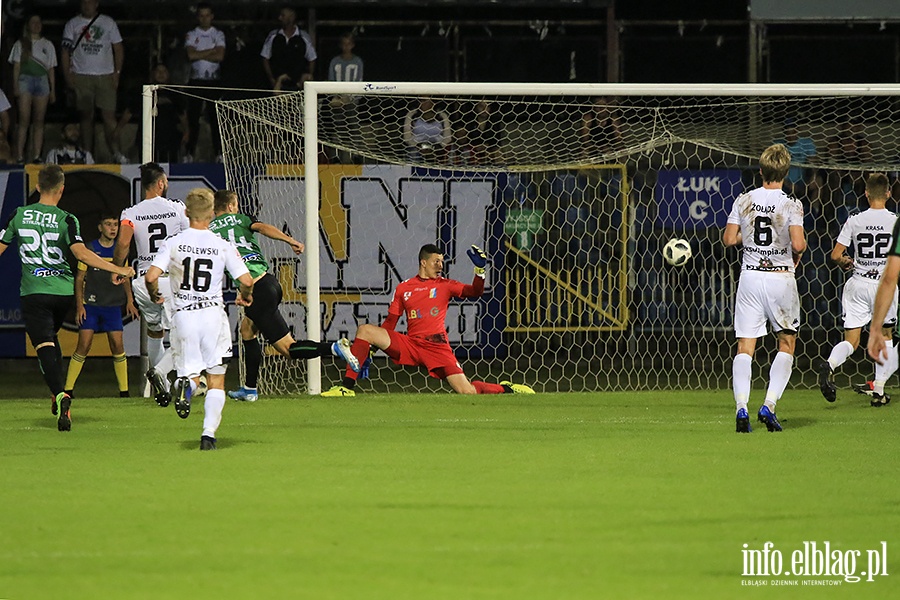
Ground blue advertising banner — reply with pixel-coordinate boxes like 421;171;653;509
655;169;745;230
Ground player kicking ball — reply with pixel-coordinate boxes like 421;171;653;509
322;243;535;397
145;189;254;450
209;190;358;402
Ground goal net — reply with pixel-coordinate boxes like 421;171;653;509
199;83;900;393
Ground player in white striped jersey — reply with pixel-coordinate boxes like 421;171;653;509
818;173;898;406
114;162;190;406
145;189;253;451
724;143;806;433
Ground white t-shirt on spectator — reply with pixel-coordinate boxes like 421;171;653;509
185;26;225;81
62;14;122;75
0;89;11;113
8;38;58;72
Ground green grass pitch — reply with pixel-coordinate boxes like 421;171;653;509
1;386;898;599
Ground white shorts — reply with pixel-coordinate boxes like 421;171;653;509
841;276;899;330
733;270;800;339
132;276;172;332
171;306;232;378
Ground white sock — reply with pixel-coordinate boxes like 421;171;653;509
764;352;794;407
827;341;855;370
154;349;175;392
202;389;226;439
732;353;752;412
148;336;165;371
886;342;899;381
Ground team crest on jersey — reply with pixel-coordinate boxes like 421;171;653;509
429;288;437;298
403;291;412;301
32;267;64;277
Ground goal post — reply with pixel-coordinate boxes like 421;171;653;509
146;82;900;395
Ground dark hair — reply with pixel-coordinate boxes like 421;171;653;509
38;164;65;192
140;162;166;191
214;189;237;212
196;2;213;12
418;244;443;262
99;213;120;223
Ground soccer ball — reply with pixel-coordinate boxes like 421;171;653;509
663;238;692;267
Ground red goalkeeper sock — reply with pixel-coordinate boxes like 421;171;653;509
345;339;371;380
472;380;505;394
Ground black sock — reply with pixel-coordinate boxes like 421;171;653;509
288;339;333;360
243;338;262;389
341;376;357;390
36;345;64;396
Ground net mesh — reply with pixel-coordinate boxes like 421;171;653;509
168;85;900;393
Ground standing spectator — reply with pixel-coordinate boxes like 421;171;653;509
60;0;126;163
260;5;316;91
403;97;451;162
46;122;95;165
324;32;364;163
0;89;11;144
150;64;188;163
64;215;140;398
8;14;57;163
580;96;623;160
775;118;817;200
184;2;225;163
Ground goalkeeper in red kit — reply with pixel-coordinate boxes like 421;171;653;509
321;243;535;396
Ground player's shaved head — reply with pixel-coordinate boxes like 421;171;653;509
419;244;443;263
37;164;65;193
866;172;890;200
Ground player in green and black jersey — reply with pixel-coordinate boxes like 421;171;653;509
0;165;134;430
209;190;357;401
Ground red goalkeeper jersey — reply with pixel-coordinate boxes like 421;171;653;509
386;274;484;339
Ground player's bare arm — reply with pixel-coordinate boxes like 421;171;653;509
722;223;742;247
251;221;304;254
236;273;254;307
74;267;87;325
72;243;134;281
144;265;165;304
830;242;853;271
867;255;900;364
790;224;806;267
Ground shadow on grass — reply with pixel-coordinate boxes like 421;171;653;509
178;438;243;451
778;417;815;429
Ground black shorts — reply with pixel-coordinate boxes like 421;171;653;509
22;294;73;346
244;273;290;343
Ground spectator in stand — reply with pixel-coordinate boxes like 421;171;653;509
0;90;11;144
403;97;451;163
466;100;503;166
8;15;57;164
580;96;623;160
260;5;316;91
775;118;817;200
324;32;364;163
61;0;126;163
184;2;226;163
46;122;95;165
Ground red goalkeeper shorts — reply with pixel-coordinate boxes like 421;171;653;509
385;330;464;379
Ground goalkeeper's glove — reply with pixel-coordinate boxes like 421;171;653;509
467;245;487;277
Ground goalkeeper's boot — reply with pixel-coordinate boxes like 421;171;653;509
332;338;360;372
195;374;208;398
321;385;356;397
735;408;752;433
500;381;536;394
817;361;836;403
757;405;783;432
871;392;891;407
56;392;72;432
147;368;171;407
228;386;258;402
853;381;876;397
172;377;192;419
200;435;217;451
